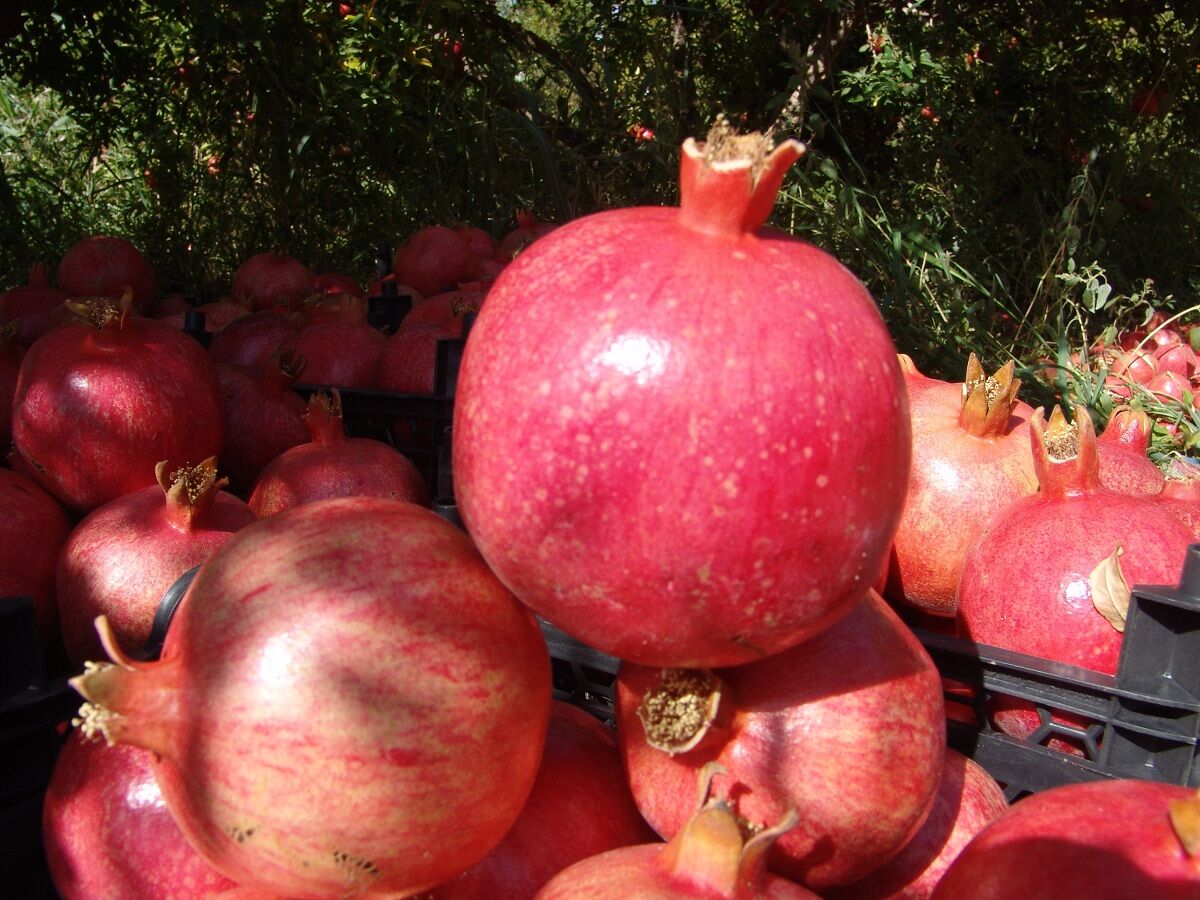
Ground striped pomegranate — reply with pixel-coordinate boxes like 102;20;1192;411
70;497;552;898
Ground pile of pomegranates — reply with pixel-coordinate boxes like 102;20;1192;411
4;124;1198;899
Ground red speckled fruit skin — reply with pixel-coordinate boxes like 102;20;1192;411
11;316;224;512
454;207;910;668
0;467;72;646
284;320;384;389
892;381;1038;616
231;252;314;311
216;364;310;493
0;333;23;447
430;702;657;899
110;498;552;898
534;845;819;899
376;322;459;395
247;431;430;516
930;780;1200;899
56;235;157;311
209;310;301;374
393;225;480;298
0;284;70;346
56;480;255;666
829;749;1009;900
618;592;945;891
42;730;237;899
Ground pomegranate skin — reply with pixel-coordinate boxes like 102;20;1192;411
70;497;553;899
0;262;70;346
284;320;384;389
56;234;157;311
393;225;480;297
534;843;818;900
454;131;910;668
209;309;301;374
376;322;459;395
0;326;23;447
0;467;72;646
829;750;1008;900
11;309;225;511
57;461;255;665
216;362;309;493
618;592;945;891
930;780;1200;899
891;358;1038;616
430;702;657;899
1095;407;1165;497
43;730;238;899
231;252;314;311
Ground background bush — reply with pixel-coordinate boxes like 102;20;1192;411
1;1;1196;388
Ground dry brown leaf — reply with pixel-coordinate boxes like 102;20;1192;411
1090;544;1131;633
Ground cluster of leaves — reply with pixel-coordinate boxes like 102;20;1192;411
0;0;1197;405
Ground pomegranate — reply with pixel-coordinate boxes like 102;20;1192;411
890;355;1038;616
1095;406;1166;496
284;319;384;389
931;780;1200;899
618;591;945;890
160;298;250;335
248;390;429;516
455;225;497;261
829;750;1008;900
43;730;238;899
56;234;157;312
897;353;947;398
301;290;368;327
231;252;314;311
1156;456;1200;538
216;353;310;493
430;702;656;898
536;762;818;899
11;294;224;511
57;457;255;666
313;271;364;298
392;225;480;297
399;289;484;333
376;322;459;395
149;292;193;318
208;309;301;373
0;321;23;448
0;467;72;647
454;120;910;668
956;406;1193;748
70;497;552;898
0;261;70;346
1155;339;1197;379
497;210;559;261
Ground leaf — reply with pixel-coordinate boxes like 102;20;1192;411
1091;545;1131;633
1169;793;1200;857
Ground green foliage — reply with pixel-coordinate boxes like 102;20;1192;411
0;0;1197;403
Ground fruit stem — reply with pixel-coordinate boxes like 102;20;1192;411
157;456;226;530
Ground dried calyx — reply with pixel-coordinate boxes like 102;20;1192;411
1042;406;1080;461
637;668;727;756
960;354;1023;438
700;116;778;181
66;289;134;330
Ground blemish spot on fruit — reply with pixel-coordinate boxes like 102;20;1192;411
803;446;813;459
816;475;829;488
227;824;257;844
333;849;381;881
703;455;715;467
538;380;551;395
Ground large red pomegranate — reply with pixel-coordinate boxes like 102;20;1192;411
376;322;459;395
829;749;1008;900
70;497;552;898
10;294;224;511
0;467;72;647
208;309;301;373
283;319;384;389
393;225;480;297
1095;406;1165;496
231;252;314;311
0;261;70;346
537;762;817;899
56;235;157;312
216;353;310;493
618;591;945;891
399;289;483;333
956;406;1193;748
890;355;1038;616
454;120;910;668
430;702;656;898
248;390;430;516
43;730;238;899
931;779;1200;899
57;457;255;665
0;322;24;448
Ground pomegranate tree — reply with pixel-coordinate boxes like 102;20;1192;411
454;120;910;668
70;497;552;898
11;294;224;511
618;591;945;891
